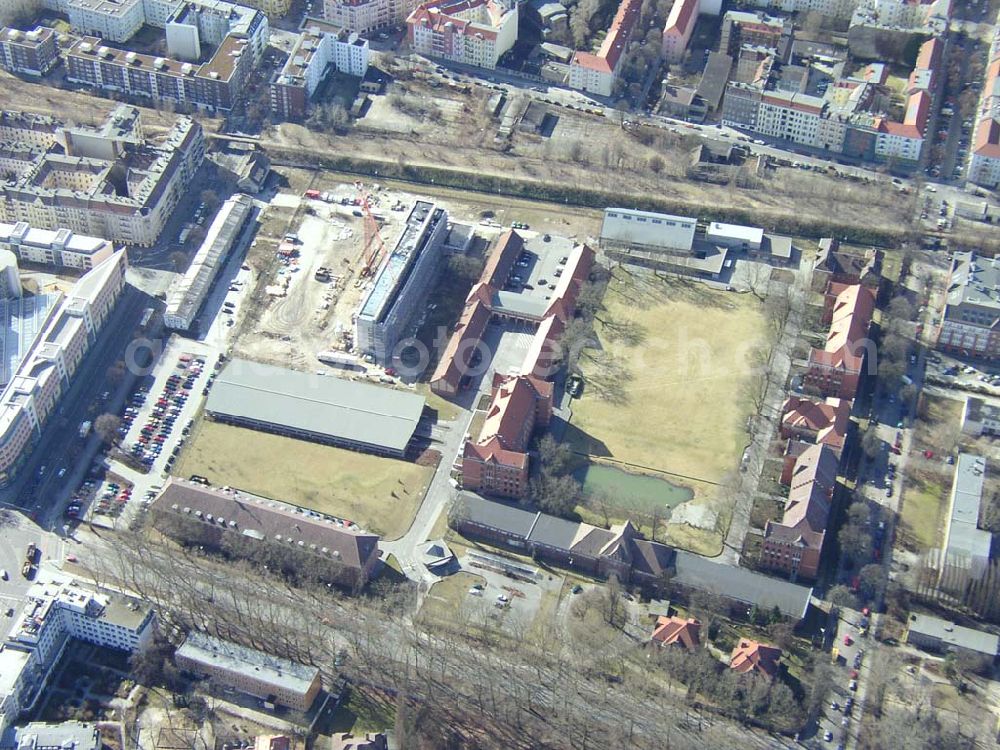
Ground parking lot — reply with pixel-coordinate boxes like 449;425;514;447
118;351;217;478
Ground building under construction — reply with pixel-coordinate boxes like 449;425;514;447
355;200;448;365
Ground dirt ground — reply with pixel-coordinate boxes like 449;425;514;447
233;166;604;373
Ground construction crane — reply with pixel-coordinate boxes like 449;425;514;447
356;181;386;277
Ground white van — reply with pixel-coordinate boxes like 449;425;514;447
0;569;7;581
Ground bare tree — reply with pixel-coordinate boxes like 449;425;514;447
94;414;122;446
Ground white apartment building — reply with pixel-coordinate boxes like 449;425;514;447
324;0;418;34
0;575;154;732
269;23;369;119
407;0;517;69
0;223;116;270
739;0;856;20
0;249;128;486
756;91;824;145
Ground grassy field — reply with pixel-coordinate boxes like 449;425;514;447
172;421;433;540
898;469;949;553
569;269;767;487
419;571;487;624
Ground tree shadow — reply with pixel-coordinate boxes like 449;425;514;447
598;316;648;347
580;350;632;406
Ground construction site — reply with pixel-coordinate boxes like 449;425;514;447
232;168;594;382
235;177;431;376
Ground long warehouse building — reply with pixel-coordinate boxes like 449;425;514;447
204;359;426;456
164;193;255;331
355;200;448;365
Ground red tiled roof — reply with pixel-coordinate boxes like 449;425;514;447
664;0;698;37
463;434;528;468
430;297;491;392
478;375;545;452
481;229;524;288
974;118;1000;159
780;396;851;449
826;284;875;353
573;0;641;73
407;0;506;40
914;37;942;71
730;639;782;678
776;442;838;545
651;615;701;650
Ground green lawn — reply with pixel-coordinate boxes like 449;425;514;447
569;269;767;487
329;686;395;735
172;421;433;540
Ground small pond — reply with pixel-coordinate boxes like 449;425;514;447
575;463;694;512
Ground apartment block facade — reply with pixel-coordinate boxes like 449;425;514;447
568;0;640;96
0;27;59;76
0;250;128;486
407;0;517;69
0;107;204;247
270;25;370;120
936;252;1000;359
324;0;418;33
175;632;322;711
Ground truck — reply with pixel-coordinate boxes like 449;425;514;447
79;420;92;439
304;189;321;199
25;543;36;563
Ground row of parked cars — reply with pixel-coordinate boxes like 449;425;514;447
127;354;207;472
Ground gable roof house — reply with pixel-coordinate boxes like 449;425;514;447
651;616;701;651
780;395;851;452
730;639;782;679
762;443;839;581
804;283;876;399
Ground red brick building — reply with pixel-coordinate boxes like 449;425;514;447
780;395;851;452
461;374;553;498
803;284;876;399
761;443;839;581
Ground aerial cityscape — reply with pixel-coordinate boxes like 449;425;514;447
0;0;998;746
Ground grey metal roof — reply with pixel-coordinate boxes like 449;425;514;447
492;290;550;320
176;631;319;694
908;613;999;656
943;453;992;566
206;359;425;453
457;492;537;538
673;552;813;619
527;513;582;550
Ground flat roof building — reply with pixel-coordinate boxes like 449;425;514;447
0;106;204;247
164;193;255;331
1;573;154;730
906;613;999;659
205;359;425;456
0;222;116;271
940;453;992;583
175;632;322;711
356;200;448;366
936;252;1000;360
0;722;100;750
0;27;59;77
0;249;128;487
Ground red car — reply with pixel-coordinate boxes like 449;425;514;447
923;450;934;459
844;635;854;646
